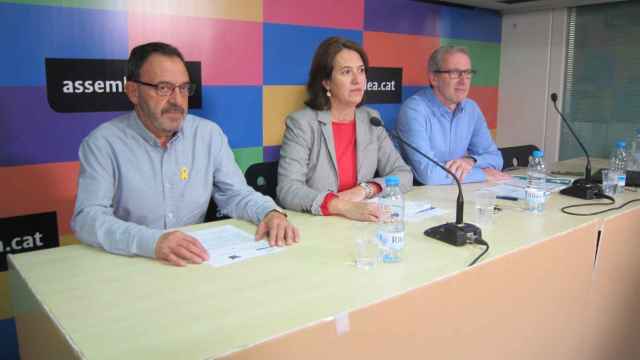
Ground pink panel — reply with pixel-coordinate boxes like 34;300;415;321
364;31;439;86
0;162;80;235
128;12;262;85
468;86;498;130
264;0;364;30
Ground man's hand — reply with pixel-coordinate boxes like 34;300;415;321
155;231;209;267
445;157;475;181
255;210;300;247
482;168;512;181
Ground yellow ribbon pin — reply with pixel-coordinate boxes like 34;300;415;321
180;167;189;181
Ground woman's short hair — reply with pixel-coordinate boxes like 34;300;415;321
305;37;369;111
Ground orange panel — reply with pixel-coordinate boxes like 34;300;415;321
0;162;79;235
468;86;498;130
363;31;440;86
263;85;307;146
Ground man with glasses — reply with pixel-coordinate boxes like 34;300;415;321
72;42;298;266
396;45;508;185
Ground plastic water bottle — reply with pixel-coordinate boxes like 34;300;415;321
610;140;628;194
377;176;405;263
629;129;640;171
526;150;547;213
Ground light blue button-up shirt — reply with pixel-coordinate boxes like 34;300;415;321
71;112;277;258
396;87;502;185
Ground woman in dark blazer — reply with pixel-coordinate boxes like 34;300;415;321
277;37;412;222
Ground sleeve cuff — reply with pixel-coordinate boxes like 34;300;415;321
320;192;338;216
135;228;164;259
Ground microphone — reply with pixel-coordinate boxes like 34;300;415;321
550;93;602;199
370;117;483;247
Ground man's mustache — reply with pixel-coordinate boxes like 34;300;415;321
161;105;185;115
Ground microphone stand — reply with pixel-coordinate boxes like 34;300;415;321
373;118;483;246
551;93;602;199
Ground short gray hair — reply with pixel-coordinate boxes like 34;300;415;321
427;45;470;73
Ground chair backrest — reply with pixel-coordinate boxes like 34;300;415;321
498;145;540;170
245;161;279;202
204;198;230;222
204;161;280;222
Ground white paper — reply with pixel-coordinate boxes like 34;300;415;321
186;225;284;267
404;201;445;221
503;175;572;192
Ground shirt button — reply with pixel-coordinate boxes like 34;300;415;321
167;212;174;220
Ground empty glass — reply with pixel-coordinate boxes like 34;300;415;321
474;189;497;227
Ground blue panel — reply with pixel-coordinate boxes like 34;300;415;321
0;318;19;360
402;86;424;102
0;87;122;166
264;23;363;85
438;6;502;43
191;86;262;149
0;3;128;86
364;0;440;36
367;103;401;132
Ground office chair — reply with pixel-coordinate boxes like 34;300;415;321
245;161;279;203
204;161;280;222
498;145;540;171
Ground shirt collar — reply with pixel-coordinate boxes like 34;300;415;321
424;86;467;117
129;111;184;147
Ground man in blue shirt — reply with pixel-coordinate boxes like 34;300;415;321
396;45;509;185
72;42;299;266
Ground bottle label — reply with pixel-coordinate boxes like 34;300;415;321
525;187;545;207
377;231;405;250
617;175;626;187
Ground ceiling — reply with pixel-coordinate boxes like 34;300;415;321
418;0;629;13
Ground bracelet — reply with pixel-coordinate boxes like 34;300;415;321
359;182;375;199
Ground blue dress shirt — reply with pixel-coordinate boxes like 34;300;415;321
71;112;277;258
396;87;502;185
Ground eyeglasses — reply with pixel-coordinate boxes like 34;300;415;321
131;80;196;96
433;69;477;79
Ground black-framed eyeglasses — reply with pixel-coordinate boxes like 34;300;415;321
131;80;196;96
433;69;477;79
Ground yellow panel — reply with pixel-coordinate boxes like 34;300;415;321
263;85;307;146
59;233;80;247
0;271;9;319
128;0;262;22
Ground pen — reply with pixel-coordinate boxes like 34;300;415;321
416;206;435;214
496;195;519;201
255;246;271;251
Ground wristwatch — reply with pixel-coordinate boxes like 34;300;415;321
464;155;478;164
359;182;375;199
268;207;288;218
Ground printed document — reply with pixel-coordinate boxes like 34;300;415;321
186;225;284;267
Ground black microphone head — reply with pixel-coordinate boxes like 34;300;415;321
550;93;558;103
369;117;383;127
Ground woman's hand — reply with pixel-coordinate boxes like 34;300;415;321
328;198;381;222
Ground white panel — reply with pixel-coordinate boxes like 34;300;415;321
497;10;553;153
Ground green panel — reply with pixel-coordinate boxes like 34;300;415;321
560;2;640;160
0;0;126;10
233;147;263;173
440;38;501;87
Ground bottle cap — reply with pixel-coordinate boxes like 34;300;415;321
532;150;544;158
616;140;626;149
384;176;400;186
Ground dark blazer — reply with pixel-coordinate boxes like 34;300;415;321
277;106;412;214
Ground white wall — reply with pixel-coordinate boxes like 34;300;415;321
497;8;567;162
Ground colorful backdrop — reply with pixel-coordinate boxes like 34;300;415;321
0;0;501;358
